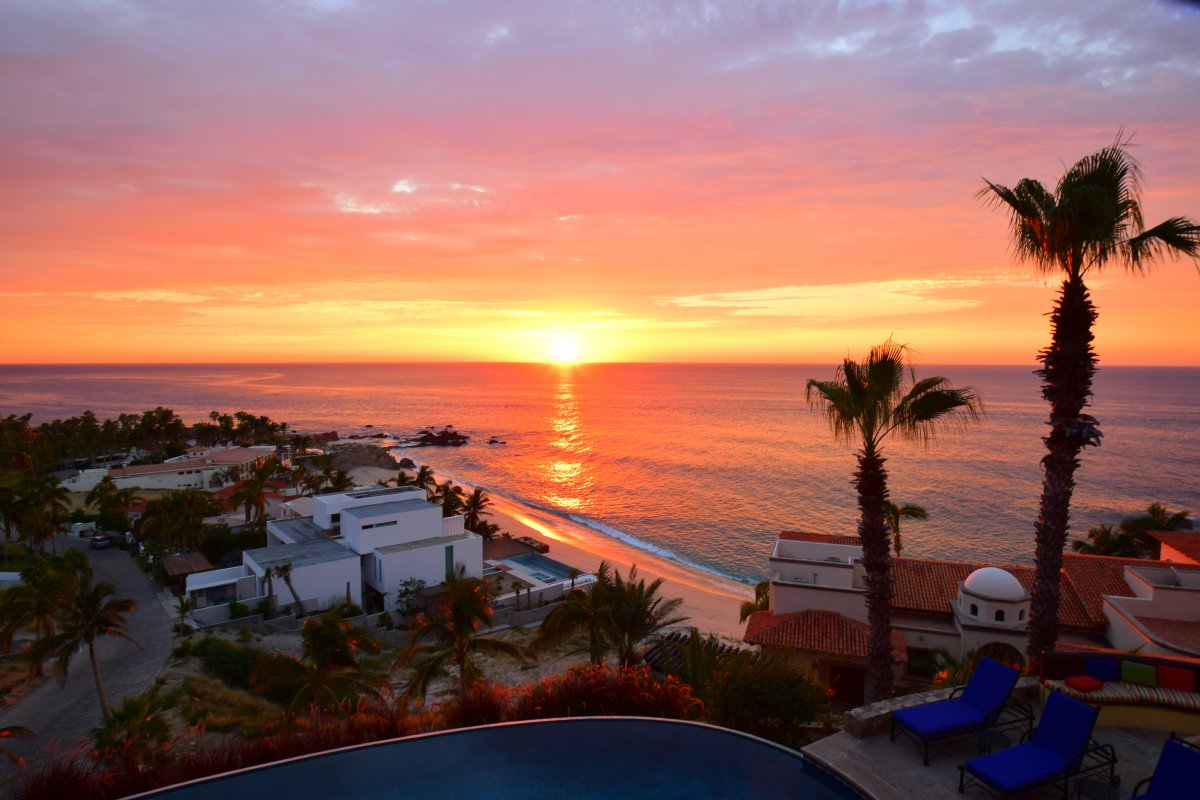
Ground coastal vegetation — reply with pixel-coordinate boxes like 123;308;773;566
1070;502;1193;557
806;340;981;701
980;137;1200;669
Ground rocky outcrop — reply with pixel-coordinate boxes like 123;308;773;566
328;443;399;471
409;427;469;447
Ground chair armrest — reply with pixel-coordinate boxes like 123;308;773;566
949;686;965;700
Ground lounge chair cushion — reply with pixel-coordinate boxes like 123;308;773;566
1156;665;1196;692
1065;674;1103;693
893;698;986;737
1032;691;1099;764
1045;678;1200;711
1122;660;1157;687
964;743;1068;795
959;657;1021;716
1132;739;1200;800
1085;658;1120;682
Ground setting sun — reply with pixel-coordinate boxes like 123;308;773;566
548;334;583;364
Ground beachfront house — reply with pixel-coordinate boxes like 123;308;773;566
62;445;278;492
185;486;483;623
744;530;1200;702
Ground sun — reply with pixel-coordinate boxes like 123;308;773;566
548;334;583;364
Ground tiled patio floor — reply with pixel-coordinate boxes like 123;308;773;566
804;725;1171;799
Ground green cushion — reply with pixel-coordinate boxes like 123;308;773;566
1121;660;1157;687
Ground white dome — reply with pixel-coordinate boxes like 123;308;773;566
963;567;1026;601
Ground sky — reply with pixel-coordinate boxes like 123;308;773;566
2;0;1199;366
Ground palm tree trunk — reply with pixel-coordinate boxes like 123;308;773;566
855;449;894;702
1027;275;1100;671
88;641;108;713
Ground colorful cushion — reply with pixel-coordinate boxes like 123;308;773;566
1158;665;1197;693
1065;674;1103;693
1085;658;1120;682
1122;660;1158;687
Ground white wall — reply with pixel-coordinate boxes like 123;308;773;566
770;581;868;622
375;535;483;609
341;503;443;554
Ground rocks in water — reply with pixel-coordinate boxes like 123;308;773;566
309;431;339;445
410;426;469;447
487;437;507;445
398;457;417;469
328;443;400;470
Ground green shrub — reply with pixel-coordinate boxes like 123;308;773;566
510;664;699;720
228;600;249;620
705;653;826;748
191;637;266;690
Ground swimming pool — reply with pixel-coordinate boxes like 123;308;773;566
495;550;578;583
135;718;864;799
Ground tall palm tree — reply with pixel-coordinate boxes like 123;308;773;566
140;489;220;551
602;564;688;667
1070;523;1142;557
534;561;614;665
806;340;980;700
29;569;139;712
461;487;493;531
0;556;79;676
273;562;306;617
980;137;1200;669
395;565;525;701
434;480;464;519
0;484;22;566
85;476;139;533
228;457;279;524
884;501;929;555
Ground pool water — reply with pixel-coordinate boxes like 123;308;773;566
137;718;863;799
496;551;578;583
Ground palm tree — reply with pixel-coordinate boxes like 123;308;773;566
0;484;22;566
228;457;279;524
140;489;220;551
602;564;688;667
273;562;306;617
461;487;493;531
0;556;78;676
534;562;614;665
1070;523;1142;557
173;595;194;632
980;136;1200;669
18;476;70;556
806;340;981;700
395;565;526;701
739;580;770;624
413;465;437;500
394;470;416;487
434;480;464;519
1120;502;1193;557
251;606;384;725
884;501;929;555
326;468;354;492
89;680;175;772
28;569;139;711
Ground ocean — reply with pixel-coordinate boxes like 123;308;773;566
2;363;1197;586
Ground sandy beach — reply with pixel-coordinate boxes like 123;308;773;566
348;466;753;639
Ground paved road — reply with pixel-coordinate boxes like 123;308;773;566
0;536;174;780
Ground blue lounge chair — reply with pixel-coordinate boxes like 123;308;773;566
1130;736;1200;800
958;690;1100;798
891;656;1021;765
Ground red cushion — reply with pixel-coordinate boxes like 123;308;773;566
1065;674;1104;692
1158;665;1197;692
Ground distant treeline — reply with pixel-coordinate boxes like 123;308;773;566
0;409;292;477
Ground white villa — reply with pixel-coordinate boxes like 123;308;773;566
63;446;278;492
744;530;1200;702
185;486;483;622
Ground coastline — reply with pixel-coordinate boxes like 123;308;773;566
347;466;753;639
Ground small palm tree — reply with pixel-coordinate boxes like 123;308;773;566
806;340;980;700
413;465;437;500
884;501;929;555
602;564;688;667
1070;523;1142;557
0;555;80;677
394;470;416;487
395;565;526;701
273;562;306;618
18;476;70;556
174;595;194;632
980;136;1200;669
738;580;769;624
534;562;614;665
434;481;464;519
227;457;278;524
89;680;175;772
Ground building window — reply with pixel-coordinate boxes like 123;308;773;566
994;609;1005;622
332;513;341;524
1018;609;1026;621
444;546;453;577
970;604;978;617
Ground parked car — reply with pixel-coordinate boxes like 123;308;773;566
89;534;113;550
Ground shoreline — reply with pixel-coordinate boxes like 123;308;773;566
347;466;753;639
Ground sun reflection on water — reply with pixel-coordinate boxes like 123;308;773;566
541;377;593;511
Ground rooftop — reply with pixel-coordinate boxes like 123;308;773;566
376;532;474;554
342;500;431;520
1148;530;1200;564
269;516;331;544
779;530;862;546
244;539;356;571
744;609;906;662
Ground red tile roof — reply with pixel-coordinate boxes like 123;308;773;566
743;609;907;662
160;552;214;579
108;448;271;478
779;530;862;546
1148;531;1200;564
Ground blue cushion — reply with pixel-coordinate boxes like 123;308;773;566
1033;691;1099;764
894;698;986;737
960;657;1021;718
965;743;1069;794
1085;658;1120;682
